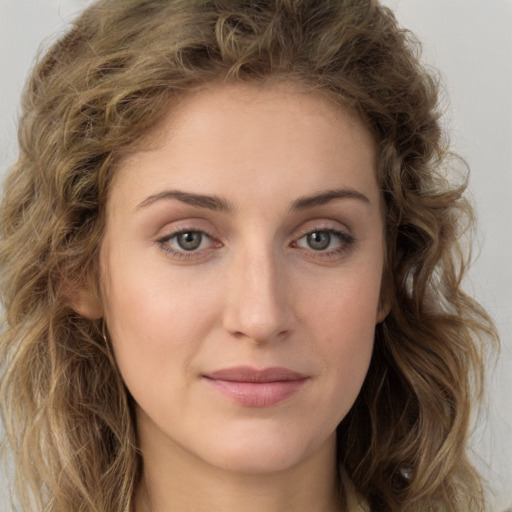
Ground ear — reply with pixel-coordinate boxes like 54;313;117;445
376;299;391;324
63;280;104;320
376;277;391;324
376;262;392;324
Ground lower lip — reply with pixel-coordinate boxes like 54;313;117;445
204;378;308;407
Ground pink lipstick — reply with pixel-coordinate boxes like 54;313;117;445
202;366;308;407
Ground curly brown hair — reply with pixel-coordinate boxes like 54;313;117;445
0;1;498;511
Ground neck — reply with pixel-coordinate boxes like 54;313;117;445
134;420;342;512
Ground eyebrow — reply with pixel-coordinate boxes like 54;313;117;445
136;190;234;212
136;187;370;213
290;188;370;211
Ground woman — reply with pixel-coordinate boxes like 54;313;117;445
0;1;499;511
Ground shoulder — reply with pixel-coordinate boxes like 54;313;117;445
341;470;512;512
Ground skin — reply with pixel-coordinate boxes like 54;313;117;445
78;81;387;512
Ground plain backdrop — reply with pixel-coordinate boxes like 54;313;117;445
0;0;511;510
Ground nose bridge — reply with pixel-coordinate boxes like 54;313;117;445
223;239;292;344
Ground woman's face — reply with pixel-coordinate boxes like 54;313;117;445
82;82;388;474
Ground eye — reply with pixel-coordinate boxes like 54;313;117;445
157;229;220;259
294;228;355;254
174;231;205;251
304;231;331;251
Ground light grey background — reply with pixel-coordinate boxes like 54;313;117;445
0;0;510;510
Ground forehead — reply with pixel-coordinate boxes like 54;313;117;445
109;81;379;213
158;80;374;154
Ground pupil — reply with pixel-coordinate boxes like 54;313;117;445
308;231;330;250
177;232;202;250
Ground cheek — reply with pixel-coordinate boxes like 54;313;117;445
321;301;375;394
101;254;221;396
300;267;381;400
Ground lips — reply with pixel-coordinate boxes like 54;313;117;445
202;366;309;408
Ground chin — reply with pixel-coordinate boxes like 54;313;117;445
194;424;332;475
207;444;308;474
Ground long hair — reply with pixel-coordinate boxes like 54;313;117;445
0;1;498;510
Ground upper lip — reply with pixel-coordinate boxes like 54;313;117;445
203;366;308;383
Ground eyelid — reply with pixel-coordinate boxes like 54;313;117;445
154;217;220;244
295;227;353;245
293;219;353;240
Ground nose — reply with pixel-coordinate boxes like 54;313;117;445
222;245;295;345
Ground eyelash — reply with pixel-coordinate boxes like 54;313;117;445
156;226;355;261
